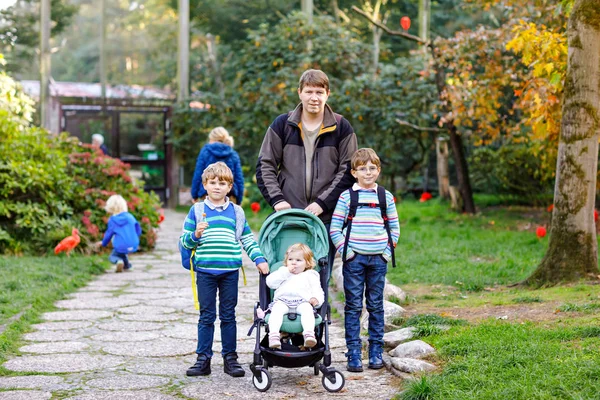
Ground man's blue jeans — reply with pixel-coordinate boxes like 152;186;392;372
342;254;387;351
109;250;130;269
195;270;239;357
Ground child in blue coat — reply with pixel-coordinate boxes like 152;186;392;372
96;194;142;272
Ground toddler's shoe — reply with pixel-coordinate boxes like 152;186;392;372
268;332;281;349
115;260;124;273
303;333;317;348
186;354;211;376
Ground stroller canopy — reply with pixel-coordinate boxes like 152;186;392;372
258;209;329;270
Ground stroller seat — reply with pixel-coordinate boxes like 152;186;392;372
264;262;323;333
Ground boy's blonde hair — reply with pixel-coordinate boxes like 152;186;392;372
202;161;234;185
208;126;234;147
284;243;317;270
351;148;381;170
105;194;128;215
298;69;330;92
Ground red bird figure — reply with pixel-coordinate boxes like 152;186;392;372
536;226;547;239
251;202;261;214
54;228;81;256
419;192;432;203
158;208;165;224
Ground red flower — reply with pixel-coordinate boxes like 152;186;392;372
536;226;547;239
419;192;432;203
547;204;554;212
141;216;151;224
158;208;165;224
595;209;598;222
251;202;261;214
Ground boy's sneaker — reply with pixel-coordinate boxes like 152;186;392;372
303;333;317;348
124;264;132;271
223;352;245;377
268;333;281;349
115;261;124;273
186;354;211;376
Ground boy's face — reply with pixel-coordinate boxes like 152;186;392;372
204;177;233;204
298;85;329;116
351;161;380;189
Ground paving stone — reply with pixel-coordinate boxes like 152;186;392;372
20;341;89;354
68;292;113;300
102;338;196;357
0;391;52;400
31;321;93;331
161;325;196;340
119;287;176;294
145;298;194;310
116;293;181;301
54;298;140;310
85;374;171;390
118;306;177;314
90;331;161;342
64;391;178;400
124;359;188;376
99;273;164;281
389;340;436;359
135;280;187;289
118;313;182;322
96;321;165;332
0;376;66;390
3;354;124;373
43;310;113;321
23;331;83;342
390;357;437;373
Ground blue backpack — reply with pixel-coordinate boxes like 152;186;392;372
179;201;246;270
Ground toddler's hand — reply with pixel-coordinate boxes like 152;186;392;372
256;262;269;275
93;241;102;248
309;297;319;307
194;221;209;239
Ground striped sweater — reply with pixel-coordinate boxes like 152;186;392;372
330;183;400;261
179;202;265;274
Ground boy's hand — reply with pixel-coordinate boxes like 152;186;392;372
309;297;319;307
194;222;209;239
256;262;269;275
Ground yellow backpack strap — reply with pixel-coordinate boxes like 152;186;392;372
190;249;199;310
241;265;247;286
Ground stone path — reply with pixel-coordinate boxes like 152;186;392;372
0;210;400;399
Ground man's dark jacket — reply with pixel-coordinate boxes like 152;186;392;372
256;103;357;224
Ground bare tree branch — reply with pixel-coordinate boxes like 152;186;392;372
351;5;428;45
396;118;445;132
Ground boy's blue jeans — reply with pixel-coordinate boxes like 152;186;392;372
195;270;239;357
109;250;130;269
342;254;388;351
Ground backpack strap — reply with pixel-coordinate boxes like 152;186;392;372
190;202;205;311
342;188;359;263
377;186;396;268
232;204;245;242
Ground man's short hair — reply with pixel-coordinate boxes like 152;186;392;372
298;69;330;92
202;161;234;185
351;148;381;170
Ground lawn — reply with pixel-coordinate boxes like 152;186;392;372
0;255;107;373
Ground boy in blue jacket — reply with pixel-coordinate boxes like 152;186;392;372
96;194;142;272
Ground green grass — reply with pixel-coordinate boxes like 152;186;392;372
0;255;107;373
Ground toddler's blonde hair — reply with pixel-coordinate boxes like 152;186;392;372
284;243;317;270
202;161;234;185
208;126;234;147
105;194;128;215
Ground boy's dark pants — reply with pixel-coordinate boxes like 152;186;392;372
342;254;388;351
109;250;130;268
195;270;239;357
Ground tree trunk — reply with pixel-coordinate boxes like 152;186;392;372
524;0;600;286
436;137;450;199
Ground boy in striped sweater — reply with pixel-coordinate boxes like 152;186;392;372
329;148;400;373
180;162;269;378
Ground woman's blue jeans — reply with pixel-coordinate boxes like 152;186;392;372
195;270;239;357
342;254;387;351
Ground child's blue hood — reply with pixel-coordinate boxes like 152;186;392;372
112;212;135;226
206;142;233;158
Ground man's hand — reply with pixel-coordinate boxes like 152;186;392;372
194;222;209;239
309;297;319;307
256;262;269;275
274;201;292;212
304;202;323;216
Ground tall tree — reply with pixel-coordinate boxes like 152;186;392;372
525;0;600;286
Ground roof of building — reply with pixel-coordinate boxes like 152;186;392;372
20;80;175;101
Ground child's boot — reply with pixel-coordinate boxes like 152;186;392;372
268;332;281;349
303;332;317;348
186;354;211;376
368;344;384;369
115;260;124;273
223;352;245;377
346;348;363;372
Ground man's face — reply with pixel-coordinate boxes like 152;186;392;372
298;85;329;116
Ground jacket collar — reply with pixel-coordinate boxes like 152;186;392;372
204;197;231;211
352;183;378;192
288;103;337;131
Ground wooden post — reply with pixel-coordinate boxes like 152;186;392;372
100;0;107;103
436;137;450;199
40;0;51;131
418;0;430;42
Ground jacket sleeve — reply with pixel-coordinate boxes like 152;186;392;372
309;271;325;307
190;147;208;200
266;267;292;289
179;207;202;250
315;119;358;213
101;218;115;247
256;117;286;207
135;221;142;237
232;151;245;205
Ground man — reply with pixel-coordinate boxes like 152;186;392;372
256;69;357;275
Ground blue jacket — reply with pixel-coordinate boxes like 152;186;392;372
102;212;142;253
190;142;244;204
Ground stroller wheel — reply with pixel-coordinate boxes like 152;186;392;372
313;363;320;376
322;370;345;393
252;368;272;392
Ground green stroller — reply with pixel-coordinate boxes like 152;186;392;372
248;209;345;393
